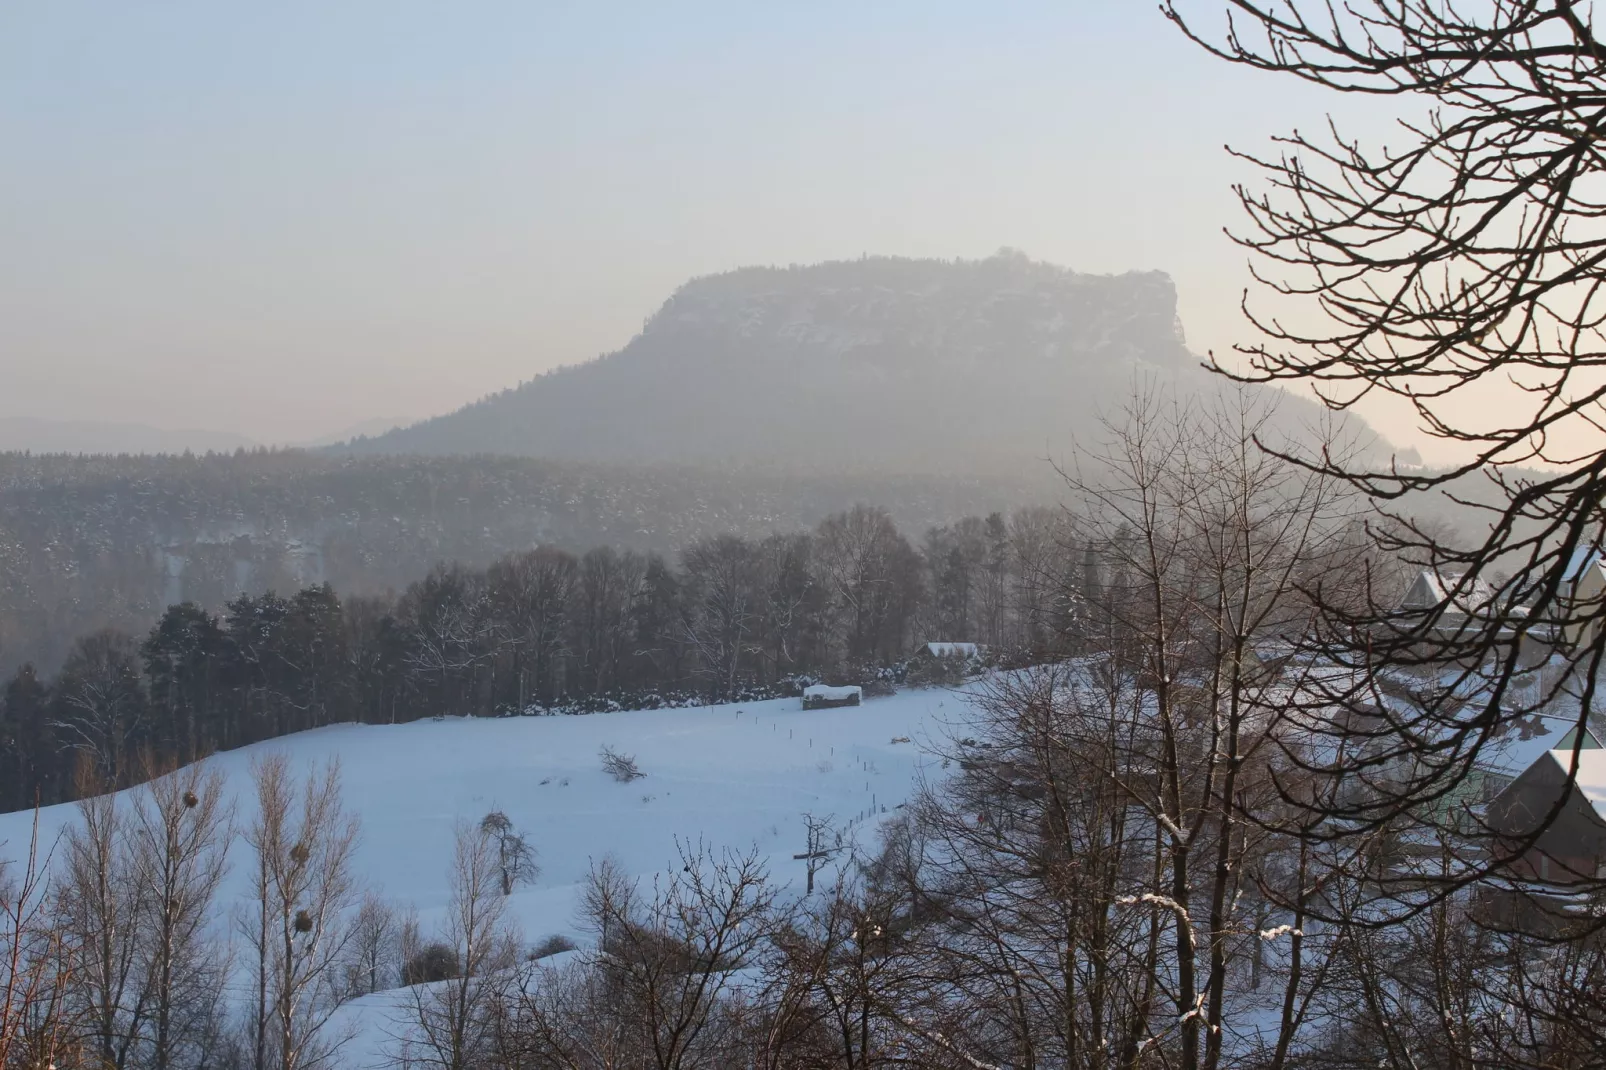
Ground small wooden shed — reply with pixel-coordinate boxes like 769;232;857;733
802;684;862;710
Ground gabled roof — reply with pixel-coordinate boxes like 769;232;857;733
1487;718;1603;779
1564;545;1604;585
1398;568;1497;617
1551;747;1606;822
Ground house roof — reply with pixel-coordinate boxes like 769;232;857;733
1485;716;1602;778
1565;545;1604;584
1398;568;1497;617
1552;747;1606;822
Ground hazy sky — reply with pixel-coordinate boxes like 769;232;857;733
1;2;1425;451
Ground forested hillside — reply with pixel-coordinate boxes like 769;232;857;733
0;502;1079;812
344;252;1383;472
0;450;1044;677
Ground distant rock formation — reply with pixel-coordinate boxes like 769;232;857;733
345;252;1358;473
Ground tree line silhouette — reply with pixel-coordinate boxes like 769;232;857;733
1;503;1082;813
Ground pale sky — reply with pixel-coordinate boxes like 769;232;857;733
0;2;1429;453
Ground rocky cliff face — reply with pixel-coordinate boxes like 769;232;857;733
348;252;1309;473
652;252;1189;374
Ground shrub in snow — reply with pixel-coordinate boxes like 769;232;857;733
508;682;797;717
599;745;645;782
530;933;577;960
403;942;460;984
602;920;739;975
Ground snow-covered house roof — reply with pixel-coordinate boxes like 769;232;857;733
1398;568;1497;617
1564;545;1604;584
1563;549;1606;650
1486;717;1603;779
1557;747;1606;822
920;642;979;659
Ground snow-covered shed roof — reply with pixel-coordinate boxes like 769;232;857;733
803;684;862;700
921;642;979;658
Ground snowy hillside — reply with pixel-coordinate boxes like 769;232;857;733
0;687;965;1065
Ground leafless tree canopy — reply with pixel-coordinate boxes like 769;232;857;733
240;755;362;1070
9;386;1606;1068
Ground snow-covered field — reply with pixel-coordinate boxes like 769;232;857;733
0;687;966;1064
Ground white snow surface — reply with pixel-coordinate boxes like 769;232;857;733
0;689;961;1066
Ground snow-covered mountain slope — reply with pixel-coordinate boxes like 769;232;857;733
0;688;965;1061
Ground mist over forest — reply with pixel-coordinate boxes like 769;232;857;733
8;5;1606;1069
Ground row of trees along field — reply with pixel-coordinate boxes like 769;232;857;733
3;386;1593;1070
1;494;1167;812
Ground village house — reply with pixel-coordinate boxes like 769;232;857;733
906;641;982;685
1384;555;1606;928
1397;567;1498;634
1487;732;1606;885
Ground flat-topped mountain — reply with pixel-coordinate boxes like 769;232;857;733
344;252;1260;473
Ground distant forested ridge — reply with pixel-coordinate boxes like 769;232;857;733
0;450;1045;678
341;252;1381;471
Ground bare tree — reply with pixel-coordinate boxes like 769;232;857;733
478;811;537;897
754;532;823;684
0;811;79;1070
340;893;397;1000
399;821;519;1070
815;506;923;667
487;548;577;712
127;758;233;1070
49;631;147;789
1159;7;1606;1060
58;765;149;1070
757;865;927;1070
582;843;776;1070
241;754;362;1070
834;389;1365;1070
678;535;762;701
573;548;648;695
490;951;645;1070
792;813;839;898
1163;0;1606;882
401;565;497;717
